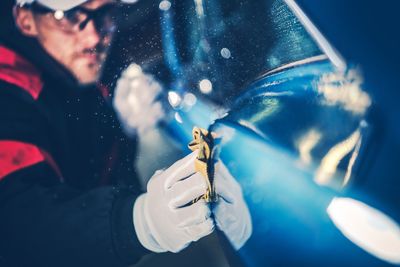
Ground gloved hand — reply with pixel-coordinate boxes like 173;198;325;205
213;161;252;250
113;64;164;136
133;152;215;253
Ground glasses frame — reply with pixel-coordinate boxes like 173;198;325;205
25;2;118;34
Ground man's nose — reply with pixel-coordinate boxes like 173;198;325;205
80;20;101;48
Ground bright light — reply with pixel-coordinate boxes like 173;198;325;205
159;0;171;11
199;79;213;94
317;69;371;115
54;10;64;20
174;112;183;123
296;129;322;165
168;91;182;108
194;0;204;16
220;48;231;59
183;93;197;107
315;130;361;186
327;197;400;264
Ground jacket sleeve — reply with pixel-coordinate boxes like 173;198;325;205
0;84;150;267
0;163;149;267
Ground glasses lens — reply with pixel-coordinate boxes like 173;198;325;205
64;9;87;25
93;5;118;34
53;9;87;32
31;4;119;34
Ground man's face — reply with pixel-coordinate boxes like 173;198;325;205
18;0;116;84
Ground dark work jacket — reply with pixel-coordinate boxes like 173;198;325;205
0;25;149;266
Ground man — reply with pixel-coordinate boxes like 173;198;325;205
0;0;251;266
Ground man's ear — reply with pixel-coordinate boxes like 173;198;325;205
13;6;39;37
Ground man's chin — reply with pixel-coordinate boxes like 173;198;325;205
70;54;106;81
73;67;101;85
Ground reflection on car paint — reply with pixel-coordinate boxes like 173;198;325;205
155;0;399;266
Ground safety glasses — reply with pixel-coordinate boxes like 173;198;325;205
27;2;119;34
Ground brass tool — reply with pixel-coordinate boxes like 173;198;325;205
188;127;218;203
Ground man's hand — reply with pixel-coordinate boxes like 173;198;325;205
213;161;252;250
133;152;214;253
113;64;164;136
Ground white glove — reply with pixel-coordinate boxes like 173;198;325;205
213;161;252;250
113;64;164;136
133;152;215;253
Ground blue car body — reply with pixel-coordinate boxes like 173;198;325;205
155;0;400;265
